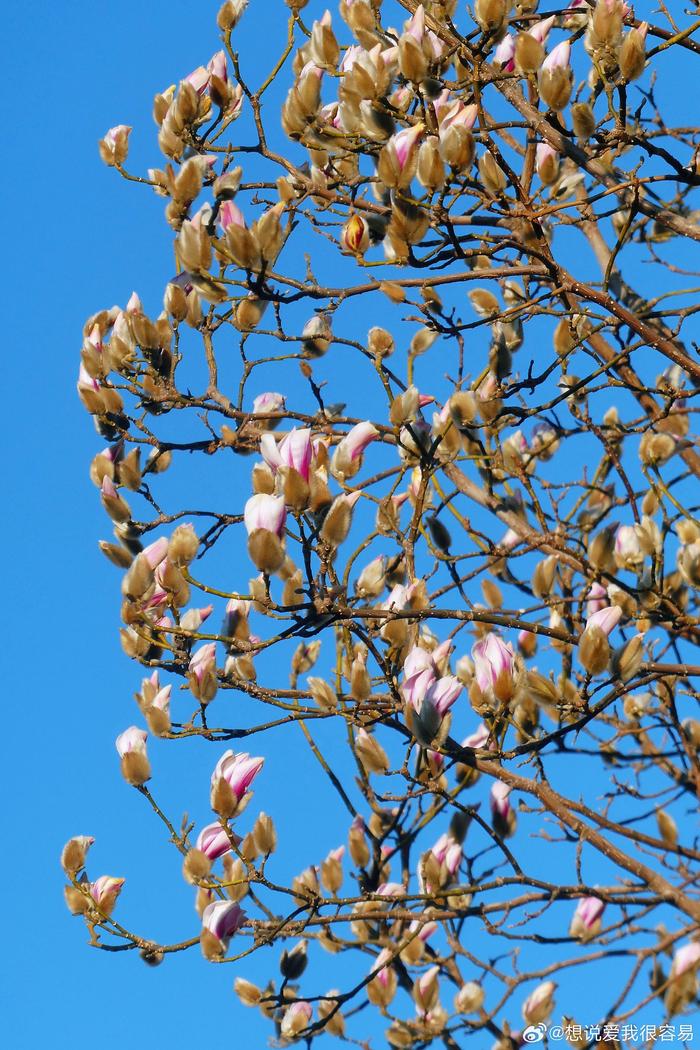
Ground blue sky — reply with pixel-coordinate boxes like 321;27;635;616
3;2;698;1047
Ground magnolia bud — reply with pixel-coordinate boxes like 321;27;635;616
234;977;262;1006
657;809;678;848
578;626;610;676
571;102;596;139
253;812;277;855
355;728;389;774
455;981;485;1014
478;151;507;195
474;0;507;34
183;848;212;883
61;836;95;876
280;939;308;980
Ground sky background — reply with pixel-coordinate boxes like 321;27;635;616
2;2;697;1047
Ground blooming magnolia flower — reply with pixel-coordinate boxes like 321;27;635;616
201;899;246;953
90;876;125;915
260;428;313;482
472;634;518;703
615;524;645;568
210;749;264;817
244;493;287;537
570;896;605;940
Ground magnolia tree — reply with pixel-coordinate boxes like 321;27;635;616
66;0;700;1046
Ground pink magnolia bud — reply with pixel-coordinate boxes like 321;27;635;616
210;750;264;817
463;723;494;750
432;833;462;876
331;421;378;479
219;201;246;230
90;875;125;915
402;646;437;709
186;65;210;95
180;604;214;632
244;493;287;536
569;896;605;940
99;125;132;166
586;605;622;637
61;835;95;875
201;900;246;954
494;34;516;71
260;428;313;482
196;821;239;860
535;142;559;185
671;942;700;978
522;980;556;1025
615;524;644;568
542;40;570;72
425;674;462;716
490;780;512;820
253;391;285;416
208;50;227;82
142;536;169;570
586;582;608;616
115;726;148;758
115;726;151;786
472;633;517;703
280;1001;313;1039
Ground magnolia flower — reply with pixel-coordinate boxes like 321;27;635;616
252;391;285;416
208;49;227;82
402;646;437;709
244;493;287;537
586;605;622;637
219;200;245;230
99;125;132;166
569;896;605;940
260;428;313;482
542;39;570;72
90;875;125;915
331;421;378;479
341;213;370;255
115;726;151;786
615;524;645;569
188;642;218;704
210;749;264;817
115;726;147;759
201;900;246;955
196;822;236;860
367;947;398;1008
424;675;462;717
463;723;494;750
671;942;700;978
522;981;556;1026
490;781;512;820
472;634;518;703
431;833;462;876
586;582;608;616
280;1000;313;1039
61;835;95;875
494;34;516;71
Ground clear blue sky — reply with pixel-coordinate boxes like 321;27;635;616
3;3;697;1047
